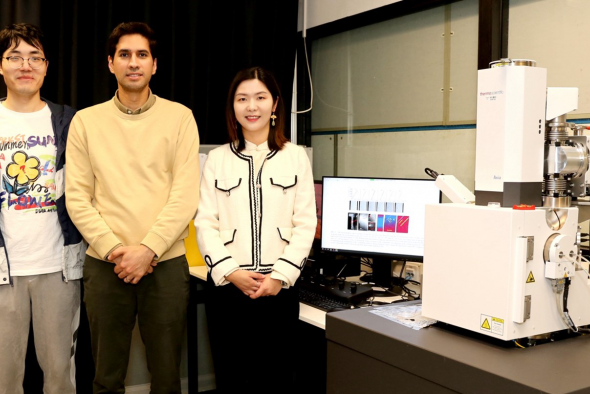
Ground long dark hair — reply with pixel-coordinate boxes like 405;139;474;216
226;67;287;151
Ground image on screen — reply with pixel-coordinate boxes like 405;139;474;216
321;177;441;260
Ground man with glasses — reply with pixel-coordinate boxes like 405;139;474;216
0;23;85;394
66;22;199;394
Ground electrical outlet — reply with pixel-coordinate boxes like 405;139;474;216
405;262;423;297
391;260;423;297
405;266;417;280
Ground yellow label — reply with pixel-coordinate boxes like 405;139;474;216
492;317;504;324
481;318;491;330
564;272;568;278
526;271;535;283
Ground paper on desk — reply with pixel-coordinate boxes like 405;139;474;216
373;295;403;303
369;302;437;330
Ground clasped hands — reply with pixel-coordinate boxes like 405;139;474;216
226;270;282;299
108;245;157;285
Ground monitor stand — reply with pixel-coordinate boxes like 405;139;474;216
370;257;415;298
370;257;394;289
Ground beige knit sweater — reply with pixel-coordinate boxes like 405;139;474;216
66;96;200;262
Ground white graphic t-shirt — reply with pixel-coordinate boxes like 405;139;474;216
0;103;64;276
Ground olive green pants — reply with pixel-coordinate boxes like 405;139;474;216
83;255;189;394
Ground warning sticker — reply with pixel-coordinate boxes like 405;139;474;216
481;314;504;336
526;271;535;283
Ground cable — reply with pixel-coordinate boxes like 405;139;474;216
424;168;440;179
562;278;577;331
552;275;578;332
551;255;590;334
577;254;590;278
554;287;575;331
293;37;313;114
399;261;406;278
513;340;525;349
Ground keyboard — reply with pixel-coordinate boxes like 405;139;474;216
298;286;351;312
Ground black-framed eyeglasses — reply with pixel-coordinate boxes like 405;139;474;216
2;56;47;70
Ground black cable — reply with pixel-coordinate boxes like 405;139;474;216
424;167;440;179
563;278;571;314
563;278;578;331
553;209;560;226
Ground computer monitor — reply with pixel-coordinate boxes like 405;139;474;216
314;181;322;240
320;176;441;262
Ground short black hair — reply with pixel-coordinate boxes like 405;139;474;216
0;23;46;59
107;22;157;59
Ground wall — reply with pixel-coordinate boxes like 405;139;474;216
297;0;403;32
309;0;590;194
309;0;479;199
509;0;590;118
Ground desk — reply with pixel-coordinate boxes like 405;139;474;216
326;305;590;394
188;266;328;393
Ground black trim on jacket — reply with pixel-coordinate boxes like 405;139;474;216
205;255;233;269
229;142;280;271
214;179;242;196
277;228;290;244
223;230;237;246
278;257;303;271
270;176;298;191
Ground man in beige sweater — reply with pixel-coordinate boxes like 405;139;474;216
65;22;199;394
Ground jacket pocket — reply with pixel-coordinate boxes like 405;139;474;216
220;229;237;246
277;227;292;244
270;175;297;192
215;178;242;196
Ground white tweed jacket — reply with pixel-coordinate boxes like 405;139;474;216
195;141;316;286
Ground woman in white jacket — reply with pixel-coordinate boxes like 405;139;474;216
194;67;316;393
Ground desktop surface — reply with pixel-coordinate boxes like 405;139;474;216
326;306;590;394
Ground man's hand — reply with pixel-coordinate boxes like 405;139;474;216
109;245;156;284
250;274;282;299
225;270;265;296
108;245;123;265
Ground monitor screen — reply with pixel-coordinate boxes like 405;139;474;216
321;176;441;260
314;181;322;240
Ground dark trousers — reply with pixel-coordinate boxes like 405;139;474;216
83;255;190;394
205;275;300;394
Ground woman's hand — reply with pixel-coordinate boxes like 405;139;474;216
226;270;265;296
250;274;282;299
